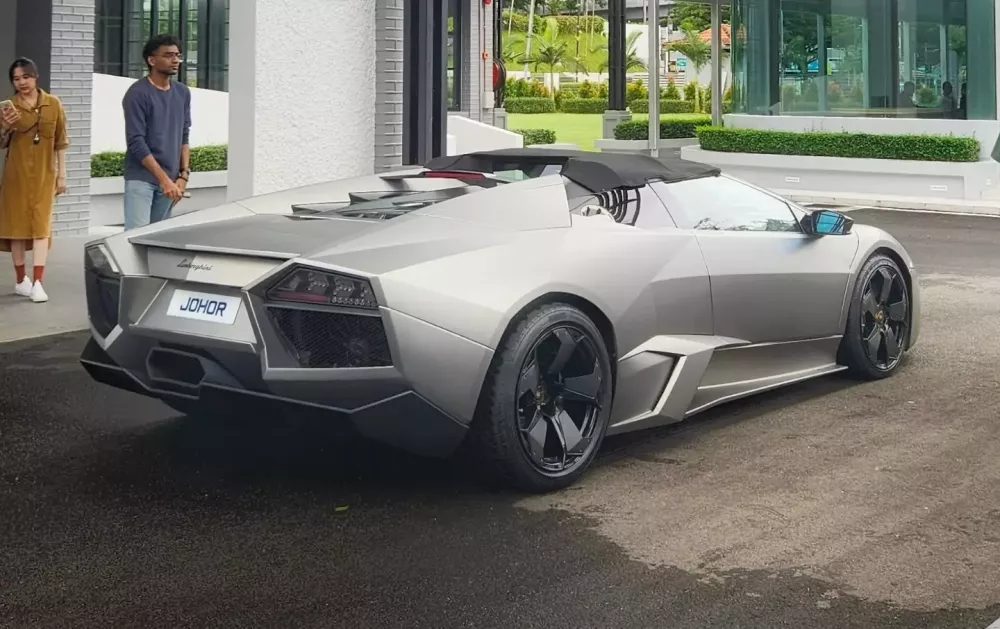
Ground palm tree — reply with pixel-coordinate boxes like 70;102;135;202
669;27;711;76
668;28;711;110
526;17;568;91
594;30;647;81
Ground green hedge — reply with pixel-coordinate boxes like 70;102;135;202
505;96;557;114
628;99;696;114
91;145;228;178
614;116;712;141
696;127;981;162
513;128;557;145
560;98;608;114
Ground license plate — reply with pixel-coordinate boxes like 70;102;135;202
167;289;242;325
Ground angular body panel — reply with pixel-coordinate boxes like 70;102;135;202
80;150;920;473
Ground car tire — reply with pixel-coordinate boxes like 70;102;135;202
839;254;912;380
465;302;614;493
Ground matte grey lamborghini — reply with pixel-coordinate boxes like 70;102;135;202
81;148;920;492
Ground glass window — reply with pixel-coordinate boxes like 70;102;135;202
654;175;801;232
731;0;996;120
633;183;678;229
95;0;229;91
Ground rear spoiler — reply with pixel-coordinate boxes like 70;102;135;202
380;169;505;188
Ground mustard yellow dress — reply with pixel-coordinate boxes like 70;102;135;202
0;89;69;253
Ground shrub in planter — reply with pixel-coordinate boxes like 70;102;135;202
505;97;557;114
696;127;981;162
626;79;648;104
560;98;608;114
506;78;549;99
91;151;126;178
577;80;597;99
614;116;712;141
662;80;681;100
597;82;609;99
513;128;557;145
91;144;228;178
628;99;696;114
684;81;698;102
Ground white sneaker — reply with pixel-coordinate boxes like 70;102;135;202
29;281;48;303
14;278;31;297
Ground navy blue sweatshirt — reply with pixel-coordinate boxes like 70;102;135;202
122;78;191;185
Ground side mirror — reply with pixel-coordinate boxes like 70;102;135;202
802;209;854;236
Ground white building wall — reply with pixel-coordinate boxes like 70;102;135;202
91;73;228;154
228;0;376;201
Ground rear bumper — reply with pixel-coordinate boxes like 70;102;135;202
80;336;469;457
80;270;492;456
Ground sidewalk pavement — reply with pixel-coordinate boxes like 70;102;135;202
0;230;115;344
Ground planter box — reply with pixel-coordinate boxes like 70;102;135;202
596;138;698;158
89;170;228;227
681;146;1000;202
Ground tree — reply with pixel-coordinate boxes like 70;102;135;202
663;2;730;33
526;18;568;90
594;30;647;81
669;28;711;75
669;28;712;111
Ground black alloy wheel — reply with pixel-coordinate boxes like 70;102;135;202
840;254;911;380
515;325;605;476
859;266;909;372
467;303;614;493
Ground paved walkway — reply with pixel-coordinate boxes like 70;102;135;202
0;228;120;344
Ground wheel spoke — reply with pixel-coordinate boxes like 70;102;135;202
525;410;548;465
547;328;579;376
861;291;879;319
550;409;584;458
865;327;883;359
517;361;541;400
562;362;603;407
884;326;901;360
877;268;894;303
887;300;907;323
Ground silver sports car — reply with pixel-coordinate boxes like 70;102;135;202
80;148;920;492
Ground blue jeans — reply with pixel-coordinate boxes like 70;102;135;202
124;179;175;230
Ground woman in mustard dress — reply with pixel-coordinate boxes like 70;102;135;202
0;58;70;303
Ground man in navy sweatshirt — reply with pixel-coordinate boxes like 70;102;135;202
122;34;192;230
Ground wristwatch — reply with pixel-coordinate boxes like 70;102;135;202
179;167;191;181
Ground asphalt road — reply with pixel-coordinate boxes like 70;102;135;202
2;209;1000;629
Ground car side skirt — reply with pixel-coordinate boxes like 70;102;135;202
607;334;847;436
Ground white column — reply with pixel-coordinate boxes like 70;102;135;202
228;0;377;202
711;0;722;125
939;24;948;86
817;13;827;112
647;0;660;157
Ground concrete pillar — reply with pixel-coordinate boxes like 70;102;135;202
711;0;723;125
228;0;377;202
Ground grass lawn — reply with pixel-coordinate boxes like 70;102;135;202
508;113;705;151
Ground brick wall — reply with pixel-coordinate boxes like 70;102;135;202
374;0;404;172
50;0;95;235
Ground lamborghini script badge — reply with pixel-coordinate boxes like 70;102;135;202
177;258;213;272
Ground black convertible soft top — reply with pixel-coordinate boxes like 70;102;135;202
423;147;720;193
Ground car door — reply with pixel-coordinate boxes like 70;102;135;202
652;176;859;343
